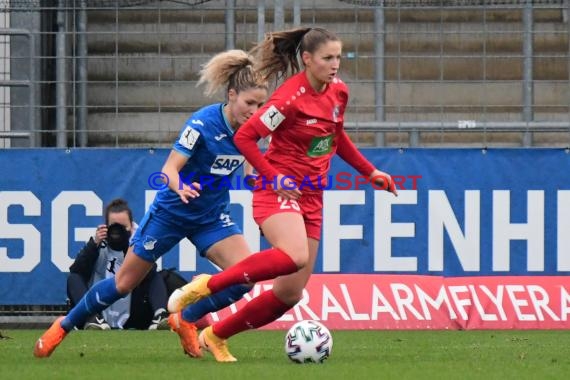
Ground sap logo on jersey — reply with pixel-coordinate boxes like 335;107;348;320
211;155;245;175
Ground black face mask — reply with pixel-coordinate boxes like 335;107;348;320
106;223;131;252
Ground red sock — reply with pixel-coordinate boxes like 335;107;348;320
207;248;297;293
213;290;291;339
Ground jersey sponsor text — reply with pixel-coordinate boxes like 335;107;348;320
210;155;245;175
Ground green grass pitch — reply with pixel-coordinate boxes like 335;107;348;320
1;329;570;380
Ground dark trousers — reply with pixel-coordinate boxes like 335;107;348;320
66;270;168;329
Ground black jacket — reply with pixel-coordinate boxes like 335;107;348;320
69;237;102;282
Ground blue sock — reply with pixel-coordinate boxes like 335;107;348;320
61;277;125;331
182;284;250;322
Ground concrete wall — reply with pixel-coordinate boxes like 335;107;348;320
82;3;570;147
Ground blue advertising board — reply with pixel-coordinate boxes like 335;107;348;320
1;148;569;304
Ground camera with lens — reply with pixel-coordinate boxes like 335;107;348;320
106;223;131;252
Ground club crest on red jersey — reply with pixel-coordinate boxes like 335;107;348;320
332;105;341;123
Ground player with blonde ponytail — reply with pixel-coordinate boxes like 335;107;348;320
34;49;268;360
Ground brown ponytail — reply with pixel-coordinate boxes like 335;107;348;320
251;27;340;83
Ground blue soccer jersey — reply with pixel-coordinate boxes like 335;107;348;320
152;103;245;223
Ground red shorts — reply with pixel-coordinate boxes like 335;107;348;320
252;189;323;241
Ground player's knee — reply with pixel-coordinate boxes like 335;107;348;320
285;249;310;269
114;278;135;295
291;257;308;269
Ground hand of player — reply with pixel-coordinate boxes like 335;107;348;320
177;181;201;204
245;175;257;189
274;173;302;200
370;169;398;196
243;161;257;189
94;224;107;245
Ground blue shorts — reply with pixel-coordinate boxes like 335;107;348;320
131;205;242;263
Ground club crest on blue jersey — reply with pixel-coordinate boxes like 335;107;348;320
143;236;157;251
210;155;245;175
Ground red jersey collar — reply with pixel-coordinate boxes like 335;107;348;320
299;71;329;96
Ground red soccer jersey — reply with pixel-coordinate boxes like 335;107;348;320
247;71;349;189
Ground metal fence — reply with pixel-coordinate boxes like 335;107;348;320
0;0;569;148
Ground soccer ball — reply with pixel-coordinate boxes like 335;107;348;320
284;320;333;364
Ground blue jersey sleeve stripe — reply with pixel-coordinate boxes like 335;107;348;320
172;145;194;158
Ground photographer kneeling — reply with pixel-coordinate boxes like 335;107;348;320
67;198;170;330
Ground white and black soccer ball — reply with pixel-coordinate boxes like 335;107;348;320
284;320;333;364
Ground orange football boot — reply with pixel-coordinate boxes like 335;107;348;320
168;312;202;358
33;316;68;358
